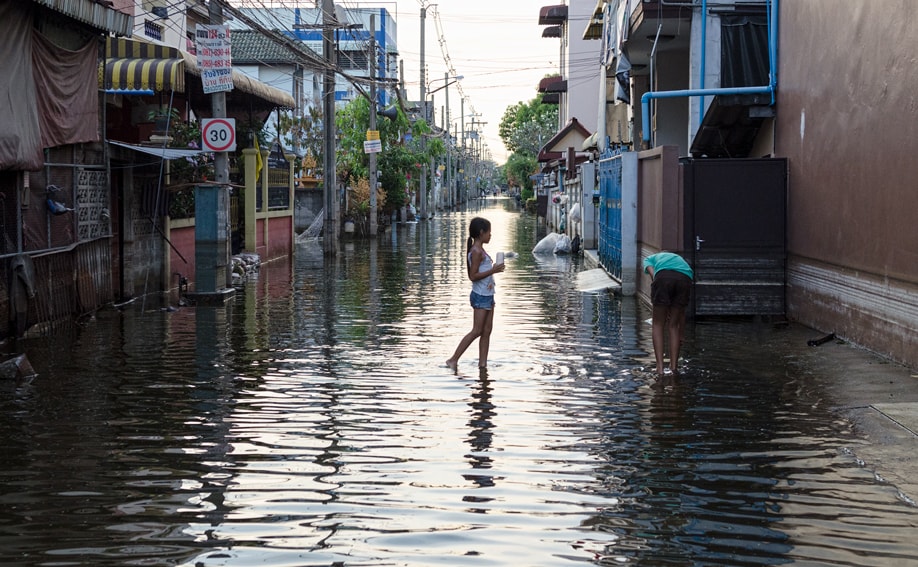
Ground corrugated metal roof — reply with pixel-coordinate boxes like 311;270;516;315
109;140;209;160
30;0;131;35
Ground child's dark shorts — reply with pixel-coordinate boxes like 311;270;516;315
650;270;692;308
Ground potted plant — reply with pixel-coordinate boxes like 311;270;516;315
146;107;181;136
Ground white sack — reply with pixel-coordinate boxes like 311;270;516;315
532;232;562;254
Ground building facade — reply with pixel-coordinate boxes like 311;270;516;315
569;0;918;368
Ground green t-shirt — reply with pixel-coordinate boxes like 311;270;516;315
643;252;694;280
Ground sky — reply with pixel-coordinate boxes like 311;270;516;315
362;1;561;164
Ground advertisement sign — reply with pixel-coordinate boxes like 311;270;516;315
195;25;233;94
363;140;382;154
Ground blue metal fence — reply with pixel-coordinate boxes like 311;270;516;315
598;148;623;279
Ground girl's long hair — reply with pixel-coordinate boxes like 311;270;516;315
466;217;491;266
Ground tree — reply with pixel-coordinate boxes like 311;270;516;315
499;89;558;200
277;98;323;176
504;152;538;199
499;91;558;155
334;96;444;228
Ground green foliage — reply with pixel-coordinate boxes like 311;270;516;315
335;96;444;216
498;90;559;155
277;99;323;174
498;86;558;202
505;152;538;199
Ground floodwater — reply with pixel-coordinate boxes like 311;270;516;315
1;200;916;566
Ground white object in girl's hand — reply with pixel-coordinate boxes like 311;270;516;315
496;252;504;265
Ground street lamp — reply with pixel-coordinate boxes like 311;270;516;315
425;75;462;126
428;74;463;96
425;74;462;211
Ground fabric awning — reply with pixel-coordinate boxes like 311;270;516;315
101;37;185;93
538;76;567;93
538;4;568;25
109;140;209;160
29;0;131;35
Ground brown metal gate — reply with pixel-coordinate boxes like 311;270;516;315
683;158;787;316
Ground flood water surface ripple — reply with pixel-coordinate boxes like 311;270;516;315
1;203;916;566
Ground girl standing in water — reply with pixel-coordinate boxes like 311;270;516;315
446;217;505;370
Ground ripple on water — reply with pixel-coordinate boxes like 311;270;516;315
0;204;916;566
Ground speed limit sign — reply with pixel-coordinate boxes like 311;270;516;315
201;118;236;152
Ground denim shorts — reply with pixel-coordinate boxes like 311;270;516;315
470;291;495;310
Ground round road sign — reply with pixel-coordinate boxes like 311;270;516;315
201;118;236;152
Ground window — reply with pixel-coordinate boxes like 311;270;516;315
144;20;163;41
338;50;368;72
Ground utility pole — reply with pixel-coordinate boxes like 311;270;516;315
322;0;338;256
460;97;465;204
419;5;428;221
368;14;378;237
444;72;451;209
195;1;233;296
399;59;406;103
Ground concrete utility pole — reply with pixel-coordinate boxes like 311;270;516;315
444;72;452;209
399;59;406;103
322;0;338;256
199;0;233;296
368;14;378;236
459;97;465;204
419;6;428;221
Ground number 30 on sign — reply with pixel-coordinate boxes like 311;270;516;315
201;118;236;152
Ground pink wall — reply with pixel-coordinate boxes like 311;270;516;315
267;217;293;259
169;226;196;289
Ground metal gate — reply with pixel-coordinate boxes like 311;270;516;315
598;148;623;279
684;158;787;316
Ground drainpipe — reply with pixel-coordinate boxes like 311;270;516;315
699;0;707;126
642;0;778;142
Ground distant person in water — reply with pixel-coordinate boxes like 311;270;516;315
643;252;694;375
446;217;505;370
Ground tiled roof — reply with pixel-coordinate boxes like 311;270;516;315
232;30;315;64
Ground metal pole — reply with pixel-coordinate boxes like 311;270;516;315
368;14;378;236
419;6;427;221
322;0;338;255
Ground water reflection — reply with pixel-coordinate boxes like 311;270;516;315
0;201;916;566
464;368;497;493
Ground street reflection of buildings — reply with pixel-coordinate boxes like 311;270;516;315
463;369;499;500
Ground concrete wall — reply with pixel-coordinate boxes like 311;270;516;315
294;188;323;233
564;0;601;130
776;1;918;367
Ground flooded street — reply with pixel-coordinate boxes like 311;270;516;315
1;200;916;566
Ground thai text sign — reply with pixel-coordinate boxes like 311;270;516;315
195;25;233;94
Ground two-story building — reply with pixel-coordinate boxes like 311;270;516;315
566;0;918;368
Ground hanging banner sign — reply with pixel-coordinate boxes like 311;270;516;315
195;25;233;94
364;140;382;154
